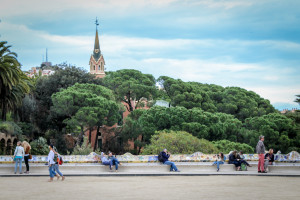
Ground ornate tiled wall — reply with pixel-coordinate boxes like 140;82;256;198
0;151;299;163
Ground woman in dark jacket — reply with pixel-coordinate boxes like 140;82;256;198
228;151;241;170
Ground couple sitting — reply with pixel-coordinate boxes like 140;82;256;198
228;150;252;171
101;151;121;172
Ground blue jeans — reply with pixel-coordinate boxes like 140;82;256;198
14;158;22;173
54;164;63;176
102;160;113;170
213;161;224;170
164;161;178;171
110;157;120;170
49;165;56;178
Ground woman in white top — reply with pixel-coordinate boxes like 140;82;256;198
13;141;25;174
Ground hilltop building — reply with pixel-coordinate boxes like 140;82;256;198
89;19;105;78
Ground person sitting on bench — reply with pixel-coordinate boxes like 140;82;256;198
108;151;121;172
101;152;113;171
238;151;252;167
228;150;241;171
160;149;180;172
264;149;274;171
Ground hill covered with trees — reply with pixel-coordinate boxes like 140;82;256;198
1;41;299;154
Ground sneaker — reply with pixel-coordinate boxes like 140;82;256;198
217;168;219;172
261;171;267;173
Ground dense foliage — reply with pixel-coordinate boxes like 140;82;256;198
103;69;157;112
212;140;254;154
142;130;218;155
1;43;298;155
158;76;276;121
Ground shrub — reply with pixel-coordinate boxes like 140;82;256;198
142;130;218;155
212;140;254;154
30;137;49;155
71;137;95;155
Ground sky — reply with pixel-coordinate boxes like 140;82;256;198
0;0;299;110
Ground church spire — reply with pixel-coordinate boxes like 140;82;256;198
89;17;106;78
93;18;101;61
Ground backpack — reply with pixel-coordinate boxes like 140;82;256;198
58;156;63;165
54;153;58;164
241;163;247;171
158;152;164;162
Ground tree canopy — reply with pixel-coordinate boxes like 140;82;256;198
103;69;157;112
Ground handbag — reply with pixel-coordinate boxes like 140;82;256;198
13;146;19;161
29;154;32;159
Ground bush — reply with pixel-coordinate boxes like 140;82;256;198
0;121;22;135
30;137;49;155
71;137;94;155
142;130;218;155
212;140;254;154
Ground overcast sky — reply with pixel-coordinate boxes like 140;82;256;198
0;0;299;110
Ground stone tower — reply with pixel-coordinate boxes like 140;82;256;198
89;19;105;78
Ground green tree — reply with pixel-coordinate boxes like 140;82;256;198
157;76;276;121
212;140;254;154
103;69;156;112
0;41;31;120
244;113;297;153
51;83;119;147
142;130;218;155
33;65;102;133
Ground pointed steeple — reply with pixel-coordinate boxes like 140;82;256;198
94;29;100;51
89;17;106;78
93;18;101;62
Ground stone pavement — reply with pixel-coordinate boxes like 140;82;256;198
0;176;299;200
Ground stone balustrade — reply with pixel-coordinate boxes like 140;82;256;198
0;151;299;164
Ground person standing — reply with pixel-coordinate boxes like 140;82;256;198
160;149;180;172
13;141;25;174
256;135;266;173
47;144;57;182
22;141;31;174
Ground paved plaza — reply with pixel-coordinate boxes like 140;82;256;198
0;176;299;200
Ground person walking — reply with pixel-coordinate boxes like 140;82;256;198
53;148;65;181
47;144;57;182
160;149;180;172
22;141;31;174
256;135;266;173
13;141;24;174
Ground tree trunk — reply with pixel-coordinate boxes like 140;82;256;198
88;127;92;144
1;105;6;121
93;125;100;152
137;135;144;155
78;126;84;147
